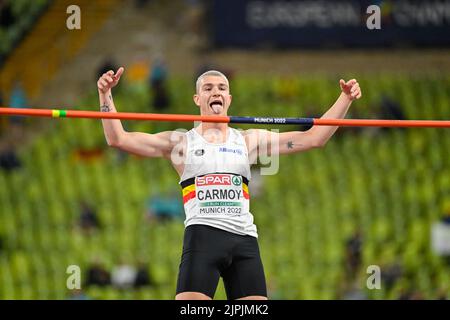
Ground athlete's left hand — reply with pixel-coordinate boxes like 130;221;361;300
340;79;362;101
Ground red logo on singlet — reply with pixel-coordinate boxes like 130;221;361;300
196;174;231;186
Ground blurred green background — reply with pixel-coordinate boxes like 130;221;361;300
0;0;449;300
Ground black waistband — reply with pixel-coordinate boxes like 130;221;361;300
180;173;249;188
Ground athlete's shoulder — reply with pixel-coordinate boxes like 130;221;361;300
169;128;193;139
156;130;187;141
240;128;269;138
229;127;252;141
233;128;255;136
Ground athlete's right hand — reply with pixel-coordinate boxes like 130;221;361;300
97;67;124;93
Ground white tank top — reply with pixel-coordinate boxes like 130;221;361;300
179;127;258;238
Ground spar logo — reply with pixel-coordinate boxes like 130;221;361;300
232;176;241;186
196;174;232;186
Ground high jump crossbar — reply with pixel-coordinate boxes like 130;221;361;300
1;107;450;128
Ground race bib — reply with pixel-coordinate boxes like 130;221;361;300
195;174;249;215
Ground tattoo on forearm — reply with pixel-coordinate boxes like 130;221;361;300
287;141;303;149
101;104;111;112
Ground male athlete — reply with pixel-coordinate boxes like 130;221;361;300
98;67;362;300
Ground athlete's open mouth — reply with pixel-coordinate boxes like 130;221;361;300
209;100;223;107
209;100;223;114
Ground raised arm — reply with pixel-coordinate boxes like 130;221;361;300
245;79;362;157
97;67;179;158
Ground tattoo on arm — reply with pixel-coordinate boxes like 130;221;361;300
287;141;304;149
101;94;114;112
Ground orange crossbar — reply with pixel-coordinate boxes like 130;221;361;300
0;107;230;123
313;118;450;128
1;107;450;128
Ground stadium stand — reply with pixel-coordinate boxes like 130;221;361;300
0;73;449;299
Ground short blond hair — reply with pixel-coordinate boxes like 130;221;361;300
196;70;229;93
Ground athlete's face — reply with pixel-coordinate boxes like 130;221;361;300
194;76;232;116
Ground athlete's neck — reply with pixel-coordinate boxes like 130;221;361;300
195;123;229;144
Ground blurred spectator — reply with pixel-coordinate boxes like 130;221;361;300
408;290;424;300
431;209;450;257
376;95;406;135
73;146;104;163
134;261;156;288
345;229;363;280
146;190;184;223
399;288;427;300
96;58;119;82
382;262;403;291
67;289;91;300
115;148;129;165
0;3;14;28
273;76;300;103
149;58;170;111
10;81;27;108
378;95;406;120
0;234;4;253
78;201;101;233
182;0;206;45
0;91;5;136
441;210;450;225
299;106;320;131
134;0;151;8
398;287;413;300
127;53;150;83
0;143;22;172
150;57;168;85
85;260;111;287
343;284;368;300
436;287;448;300
266;278;283;300
112;261;137;289
9;80;28;126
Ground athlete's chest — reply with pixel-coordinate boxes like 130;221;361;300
188;140;248;164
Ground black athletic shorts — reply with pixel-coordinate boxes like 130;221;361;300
176;224;267;299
